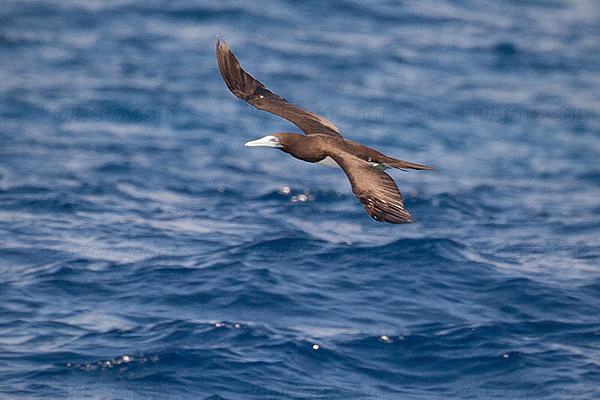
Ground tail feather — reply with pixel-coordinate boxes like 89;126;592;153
384;158;435;171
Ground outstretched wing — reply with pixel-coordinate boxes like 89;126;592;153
330;152;416;224
216;37;342;138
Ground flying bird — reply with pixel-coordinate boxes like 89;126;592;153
216;37;434;224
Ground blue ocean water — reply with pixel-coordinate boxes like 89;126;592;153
1;0;600;398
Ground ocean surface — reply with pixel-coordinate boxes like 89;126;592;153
1;1;600;399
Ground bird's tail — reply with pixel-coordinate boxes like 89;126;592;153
384;158;436;171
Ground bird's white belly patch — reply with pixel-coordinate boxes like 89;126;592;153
316;156;341;168
370;162;391;171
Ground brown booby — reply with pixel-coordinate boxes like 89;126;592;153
216;37;435;224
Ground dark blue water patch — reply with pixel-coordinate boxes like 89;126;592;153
577;170;600;186
329;322;599;397
306;238;472;272
417;191;503;223
0;92;47;120
494;42;519;56
0;247;69;277
54;322;342;398
69;99;160;124
0;187;98;214
490;42;523;71
240;236;331;255
323;0;458;27
0;31;31;48
95;161;133;174
159;5;247;22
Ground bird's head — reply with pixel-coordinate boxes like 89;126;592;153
244;132;302;151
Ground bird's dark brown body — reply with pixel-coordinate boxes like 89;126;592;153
275;132;433;170
216;36;434;224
